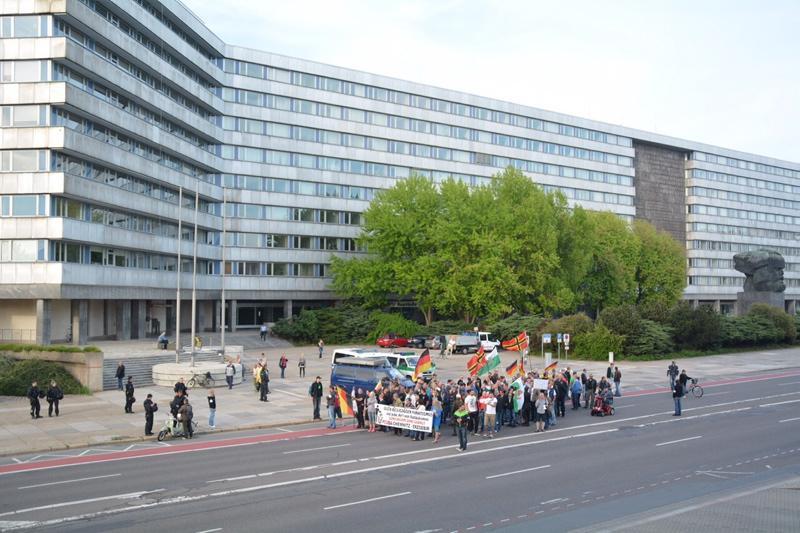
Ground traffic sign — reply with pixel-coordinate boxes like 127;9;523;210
542;333;552;344
563;333;570;346
557;333;563;343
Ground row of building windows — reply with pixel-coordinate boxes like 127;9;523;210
49;240;212;272
688;186;800;211
220;100;632;169
541;184;634;206
224;203;362;225
225;232;361;252
53;65;214;151
690;168;800;196
131;0;220;60
688;276;800;288
222;58;633;149
0;240;45;262
0;15;49;37
50;197;214;243
693;152;799;180
689;222;800;241
224;261;330;277
689;240;800;257
688;257;800;272
52;108;206;178
75;0;217;91
0;105;47;127
52;153;215;212
218;173;376;201
54;20;214;120
688;204;800;226
0;150;48;172
219;87;634;170
0;195;47;216
0;60;49;83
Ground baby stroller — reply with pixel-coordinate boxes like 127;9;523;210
591;393;615;417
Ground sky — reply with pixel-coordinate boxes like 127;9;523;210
181;0;799;163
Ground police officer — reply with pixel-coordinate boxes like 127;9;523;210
124;377;135;413
27;381;42;419
143;393;157;435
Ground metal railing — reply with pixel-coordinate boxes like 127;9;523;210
0;329;36;343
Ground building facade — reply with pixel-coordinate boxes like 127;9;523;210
1;0;798;343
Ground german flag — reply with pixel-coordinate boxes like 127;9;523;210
543;360;558;376
501;331;529;352
336;386;354;417
467;347;486;376
505;359;520;377
413;349;432;381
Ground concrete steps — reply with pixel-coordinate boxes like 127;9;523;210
102;353;221;391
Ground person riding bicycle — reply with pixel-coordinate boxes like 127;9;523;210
678;369;693;392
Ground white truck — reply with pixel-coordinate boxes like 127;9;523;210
450;331;500;354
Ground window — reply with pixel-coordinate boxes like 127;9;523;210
11;195;37;216
11;240;36;261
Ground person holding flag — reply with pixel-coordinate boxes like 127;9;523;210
413;349;433;381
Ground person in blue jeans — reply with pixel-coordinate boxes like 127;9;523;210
672;380;683;416
326;386;337;428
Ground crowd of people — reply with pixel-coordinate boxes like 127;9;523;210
315;364;625;451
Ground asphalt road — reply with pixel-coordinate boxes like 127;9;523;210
1;370;799;533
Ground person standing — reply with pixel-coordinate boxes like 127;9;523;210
298;354;306;378
207;389;216;429
673;379;684;416
570;377;582;410
535;392;548;432
318;339;325;359
260;323;267;341
225;361;235;390
124;377;135;413
667;361;679;390
259;365;269;402
354;387;366;429
279;354;288;379
555;376;568;417
27;381;42;419
309;376;323;420
46;380;63;417
174;377;187;397
143;394;157;435
178;398;193;438
115;362;125;391
453;401;469;451
465;389;478;435
606;363;614;382
367;390;378;432
613;366;622;397
326;385;338;428
584;374;597;409
481;392;497;438
170;391;183;428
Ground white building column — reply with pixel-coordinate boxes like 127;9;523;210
35;299;52;346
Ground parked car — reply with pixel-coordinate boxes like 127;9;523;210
376;333;409;348
408;334;430;348
385;351;437;381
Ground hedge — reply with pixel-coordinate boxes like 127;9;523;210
0;357;90;396
0;344;100;353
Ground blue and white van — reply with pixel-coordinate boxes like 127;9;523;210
330;356;414;393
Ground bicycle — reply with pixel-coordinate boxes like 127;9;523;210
187;371;215;388
686;378;703;398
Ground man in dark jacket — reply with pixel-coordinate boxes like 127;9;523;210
309;376;323;419
170;392;183;428
584;375;597;409
143;393;157;435
259;366;269;402
174;378;187;396
673;380;684;416
27;381;42;419
555;376;568;417
46;380;63;417
667;361;680;389
115;362;125;391
124;377;135;413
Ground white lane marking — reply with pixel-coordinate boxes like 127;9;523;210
703;391;731;397
779;417;800;423
323;491;411;510
0;489;164;517
283;443;350;455
195;529;222;533
11;458;22;464
270;388;305;399
275;428;293;433
205;474;257;484
539;496;566;505
760;399;800;407
776;381;800;386
656;436;703;447
486;465;551;480
17;473;121;490
612;405;635;409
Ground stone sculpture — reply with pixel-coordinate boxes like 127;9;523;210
733;249;786;292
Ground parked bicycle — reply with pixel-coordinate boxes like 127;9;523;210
187;371;215;388
686;378;703;398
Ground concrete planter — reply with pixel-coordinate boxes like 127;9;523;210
1;350;104;392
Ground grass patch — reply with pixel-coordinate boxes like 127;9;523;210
0;344;100;353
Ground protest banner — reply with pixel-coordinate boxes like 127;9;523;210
376;404;434;433
533;379;549;391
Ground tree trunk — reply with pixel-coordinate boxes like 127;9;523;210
421;307;433;326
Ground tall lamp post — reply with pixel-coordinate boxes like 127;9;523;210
190;191;199;367
175;187;182;364
220;189;227;356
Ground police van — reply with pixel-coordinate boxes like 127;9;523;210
330;356;413;393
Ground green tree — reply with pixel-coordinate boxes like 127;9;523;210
633;220;686;307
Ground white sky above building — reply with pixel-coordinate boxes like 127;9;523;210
182;0;799;163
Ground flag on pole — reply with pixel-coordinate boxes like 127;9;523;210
501;331;529;352
509;377;525;412
519;357;526;376
543;360;558;375
336;386;354;417
478;347;501;376
505;360;519;377
413;349;432;381
467;347;486;376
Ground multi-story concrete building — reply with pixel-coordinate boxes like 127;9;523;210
2;0;799;343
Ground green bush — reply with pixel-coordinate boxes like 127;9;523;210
637;300;671;324
541;313;594;339
271;308;321;344
668;302;722;350
574;325;624;360
625;319;674;356
0;344;100;353
748;304;796;343
0;358;90;396
720;314;784;346
486;314;546;343
366;311;419;343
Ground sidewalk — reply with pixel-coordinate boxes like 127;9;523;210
1;344;799;456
